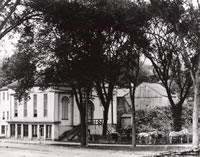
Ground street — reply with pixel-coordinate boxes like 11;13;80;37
0;142;143;157
0;140;192;157
0;141;166;157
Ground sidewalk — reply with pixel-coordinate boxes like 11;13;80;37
0;139;167;157
0;138;192;151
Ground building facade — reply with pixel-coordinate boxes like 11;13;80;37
0;83;117;140
117;82;178;129
0;86;10;138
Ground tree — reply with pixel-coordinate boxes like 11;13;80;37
145;16;192;131
115;2;150;147
29;0;150;140
149;0;200;149
0;0;41;40
91;0;149;136
3;0;150;147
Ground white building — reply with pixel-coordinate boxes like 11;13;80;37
0;82;117;140
0;86;10;137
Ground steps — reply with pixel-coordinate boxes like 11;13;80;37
59;125;81;141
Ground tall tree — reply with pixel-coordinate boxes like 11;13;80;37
29;0;150;138
150;0;200;148
3;0;150;147
145;16;192;131
91;0;149;135
114;1;150;147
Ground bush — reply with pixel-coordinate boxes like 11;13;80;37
136;104;192;133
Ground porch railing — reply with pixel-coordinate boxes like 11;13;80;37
88;119;103;125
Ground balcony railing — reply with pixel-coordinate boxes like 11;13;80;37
88;119;103;125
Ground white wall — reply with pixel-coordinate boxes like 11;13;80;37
0;85;119;138
0;89;10;137
10;87;55;122
135;84;169;110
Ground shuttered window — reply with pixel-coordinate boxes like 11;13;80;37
44;94;48;117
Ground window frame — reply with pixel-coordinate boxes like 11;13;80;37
62;96;69;120
33;94;37;117
14;98;18;117
24;98;27;117
43;94;48;117
2;111;5;120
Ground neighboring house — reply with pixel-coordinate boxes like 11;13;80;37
135;82;175;110
0;86;10;137
117;82;177;129
0;82;117;140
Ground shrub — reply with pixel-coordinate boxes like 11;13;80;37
136;104;193;133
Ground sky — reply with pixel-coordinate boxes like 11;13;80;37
0;33;19;60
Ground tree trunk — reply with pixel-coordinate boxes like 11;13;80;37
192;77;200;149
131;97;136;147
103;107;109;135
80;112;87;146
171;105;182;131
130;90;136;147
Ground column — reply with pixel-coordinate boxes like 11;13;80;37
37;124;40;140
28;124;32;140
44;124;46;140
21;124;23;139
52;124;55;140
7;124;10;138
15;124;17;139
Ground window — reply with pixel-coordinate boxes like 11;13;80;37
23;125;28;137
44;94;48;117
1;125;5;134
7;111;9;120
46;125;52;139
62;97;69;120
3;92;5;100
88;101;94;120
2;112;5;120
33;94;37;117
14;98;18;117
24;98;27;117
32;125;37;137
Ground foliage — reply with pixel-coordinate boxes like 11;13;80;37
2;0;151;146
0;0;41;40
136;104;193;134
149;0;200;148
145;0;193;131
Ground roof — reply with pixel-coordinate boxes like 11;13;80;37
117;88;129;97
117;83;168;98
0;81;18;91
140;82;168;97
7;81;18;88
0;86;8;91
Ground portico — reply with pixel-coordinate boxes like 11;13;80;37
7;122;56;140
